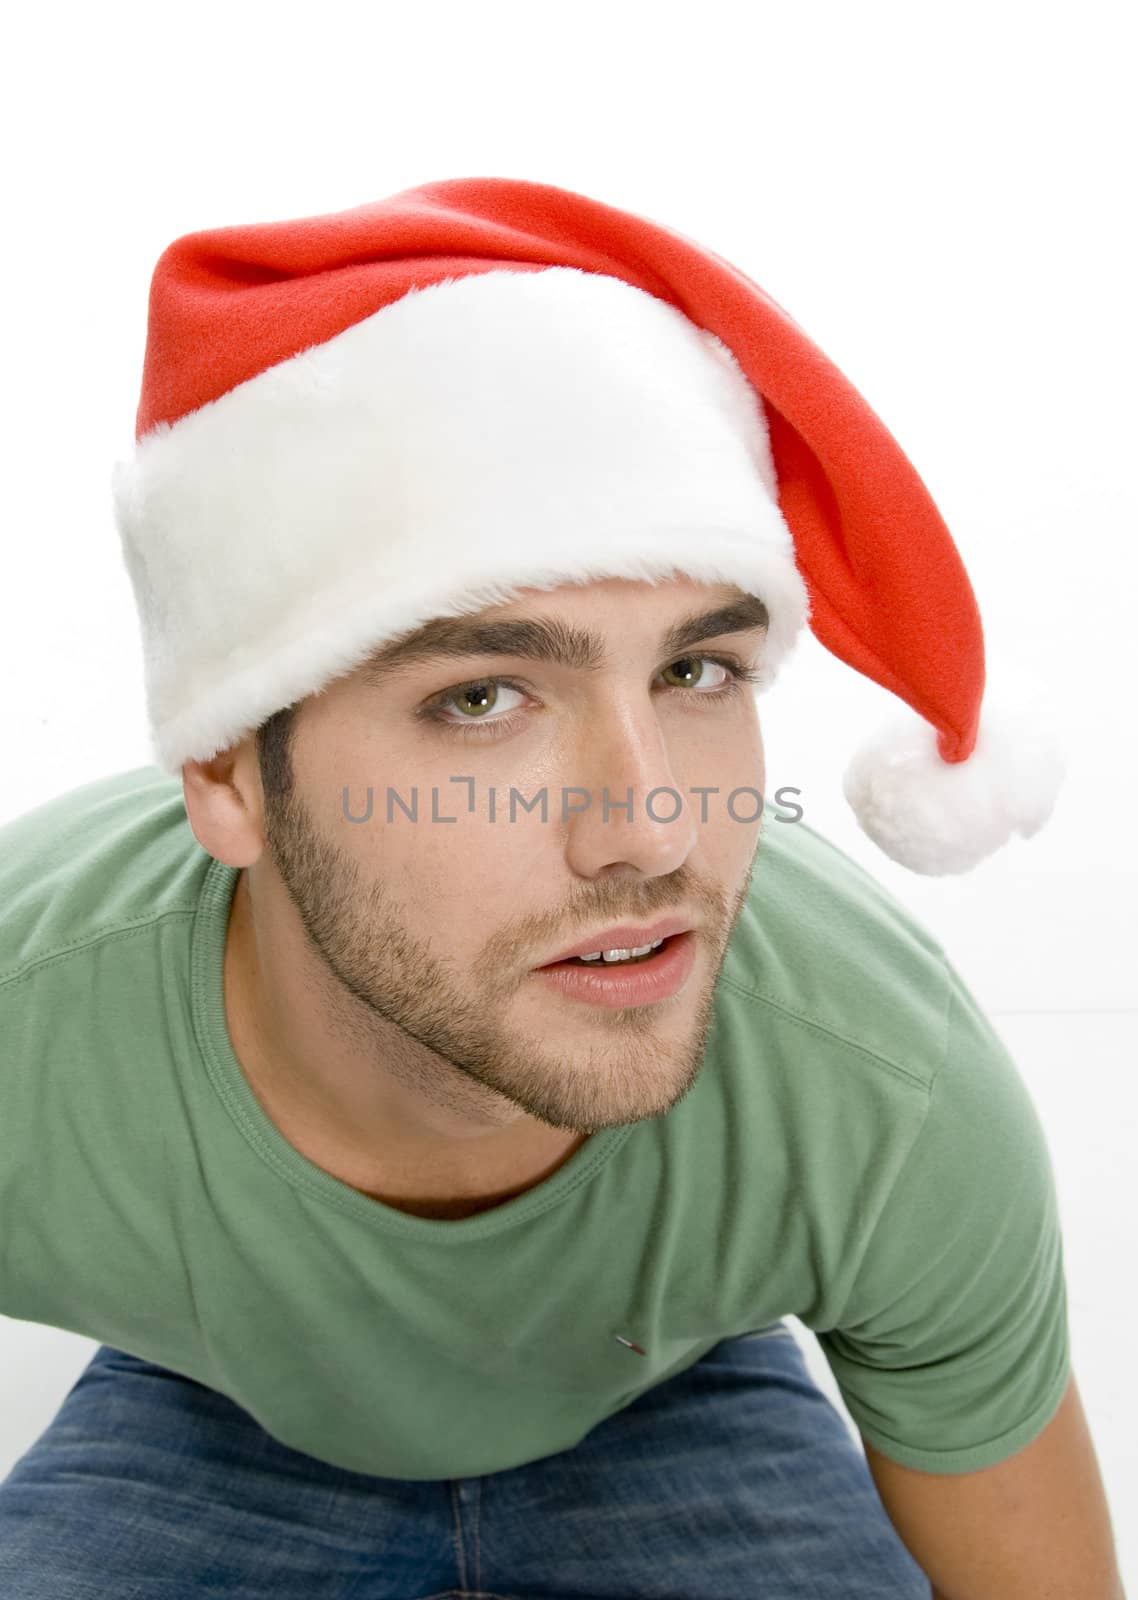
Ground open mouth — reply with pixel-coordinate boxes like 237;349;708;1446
545;935;673;969
531;931;698;1008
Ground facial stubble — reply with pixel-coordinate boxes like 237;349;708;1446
259;779;755;1134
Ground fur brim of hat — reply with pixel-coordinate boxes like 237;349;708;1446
112;266;811;776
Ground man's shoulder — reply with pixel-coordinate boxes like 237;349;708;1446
0;765;207;991
716;805;952;1094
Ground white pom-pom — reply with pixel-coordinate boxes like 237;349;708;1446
842;670;1067;875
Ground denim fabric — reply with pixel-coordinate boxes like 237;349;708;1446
0;1324;930;1598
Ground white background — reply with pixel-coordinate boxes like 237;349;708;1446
1;0;1135;1586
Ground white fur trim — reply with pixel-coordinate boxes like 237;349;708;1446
842;666;1067;875
111;266;810;774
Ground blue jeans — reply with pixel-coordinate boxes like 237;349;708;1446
0;1324;930;1598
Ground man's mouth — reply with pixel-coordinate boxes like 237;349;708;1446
531;930;699;1008
536;914;696;968
557;936;670;967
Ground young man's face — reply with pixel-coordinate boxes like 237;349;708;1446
256;575;769;1135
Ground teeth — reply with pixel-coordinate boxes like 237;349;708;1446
578;938;664;964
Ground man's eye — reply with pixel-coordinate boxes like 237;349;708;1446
659;656;731;691
429;680;525;725
418;653;763;738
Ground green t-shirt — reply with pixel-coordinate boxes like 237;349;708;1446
0;767;1070;1479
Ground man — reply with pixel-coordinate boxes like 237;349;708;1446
0;177;1124;1597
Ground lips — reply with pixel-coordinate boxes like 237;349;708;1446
536;914;696;968
532;927;699;1007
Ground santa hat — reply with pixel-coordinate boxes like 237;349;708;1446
111;175;1065;875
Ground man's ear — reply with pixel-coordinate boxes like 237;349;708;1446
181;740;265;868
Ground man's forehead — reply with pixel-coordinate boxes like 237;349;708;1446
356;588;769;685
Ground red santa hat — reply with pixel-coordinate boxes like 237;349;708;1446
111;175;1065;875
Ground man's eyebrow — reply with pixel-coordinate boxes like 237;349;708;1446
357;595;770;686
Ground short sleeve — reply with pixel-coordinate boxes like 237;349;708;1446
815;968;1072;1475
